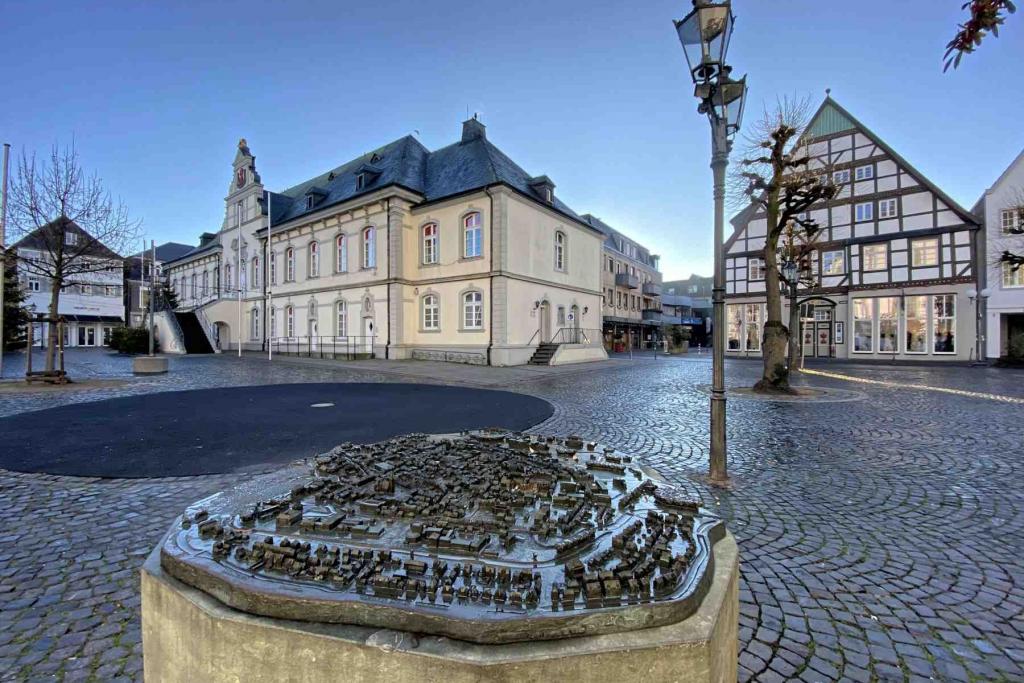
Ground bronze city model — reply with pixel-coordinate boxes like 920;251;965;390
161;430;724;644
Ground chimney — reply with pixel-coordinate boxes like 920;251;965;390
461;115;486;143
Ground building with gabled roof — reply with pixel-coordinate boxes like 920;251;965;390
974;148;1024;360
11;217;126;347
724;95;981;362
163;118;607;365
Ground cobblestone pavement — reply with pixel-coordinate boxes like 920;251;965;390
1;351;1023;682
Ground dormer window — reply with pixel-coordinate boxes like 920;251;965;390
356;163;382;192
304;186;327;211
528;176;555;204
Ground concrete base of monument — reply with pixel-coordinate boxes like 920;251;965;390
141;532;739;683
132;356;168;374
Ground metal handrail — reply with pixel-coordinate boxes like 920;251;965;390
550;327;601;346
526;329;541;347
269;335;376;361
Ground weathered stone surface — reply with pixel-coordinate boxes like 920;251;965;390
142;531;739;683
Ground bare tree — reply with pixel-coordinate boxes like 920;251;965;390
945;0;1016;71
7;143;141;373
992;188;1024;276
734;98;839;393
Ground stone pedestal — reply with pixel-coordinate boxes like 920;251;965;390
132;356;168;375
141;533;738;683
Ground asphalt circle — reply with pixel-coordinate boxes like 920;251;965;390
0;383;554;478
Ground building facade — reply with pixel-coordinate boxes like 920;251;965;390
662;276;712;346
12;219;125;347
725;96;981;362
164;120;606;365
975;148;1024;360
124;242;193;328
580;215;663;351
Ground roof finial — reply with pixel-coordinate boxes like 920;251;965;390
825;88;832;98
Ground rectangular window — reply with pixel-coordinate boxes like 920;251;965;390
878;297;898;353
463;213;482;258
833;169;850;184
905;295;928;353
852;299;873;352
822;250;845;275
727;305;742;350
28;277;40;292
65;232;78;246
879;198;898;219
744;304;762;351
855;202;874;222
933;294;956;354
862;244;887;272
855;165;874;181
747;258;765;281
1002;209;1019;235
557;306;566;326
911;238;939;267
1002;261;1024;288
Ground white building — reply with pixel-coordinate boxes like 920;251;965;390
164;119;607;366
725;96;981;362
12;218;125;347
974;148;1024;360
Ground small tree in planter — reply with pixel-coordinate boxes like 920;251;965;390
669;325;691;354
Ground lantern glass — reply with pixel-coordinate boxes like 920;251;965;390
675;1;734;82
710;75;747;133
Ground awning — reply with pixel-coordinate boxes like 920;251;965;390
60;315;124;324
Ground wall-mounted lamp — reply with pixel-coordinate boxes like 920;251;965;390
583;306;589;315
533;301;541;310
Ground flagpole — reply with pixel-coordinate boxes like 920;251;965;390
0;143;9;378
237;201;242;358
267;192;273;361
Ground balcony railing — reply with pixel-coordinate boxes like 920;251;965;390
641;309;663;323
615;273;639;289
642;282;662;296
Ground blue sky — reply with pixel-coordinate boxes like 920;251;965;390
1;0;1021;279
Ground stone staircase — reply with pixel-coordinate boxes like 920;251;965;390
528;343;560;366
174;311;214;354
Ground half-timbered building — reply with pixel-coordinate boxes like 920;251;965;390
724;96;981;362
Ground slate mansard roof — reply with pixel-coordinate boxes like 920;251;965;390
579;213;660;269
261;122;591;232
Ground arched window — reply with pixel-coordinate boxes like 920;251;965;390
554;231;566;271
336;234;348;273
285;305;294;337
285;247;295;281
251;256;259;289
336;301;347;337
201;270;209;298
224;263;232;290
462;291;483;329
269;252;277;286
250;307;260;341
362;226;376;268
269;307;277;338
309;241;320;277
189;273;196;301
422;223;438;265
463;212;482;258
422;294;439;330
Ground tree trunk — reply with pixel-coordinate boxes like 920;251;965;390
45;277;61;373
754;196;794;394
788;288;801;371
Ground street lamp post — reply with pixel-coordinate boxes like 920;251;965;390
675;0;747;484
967;288;991;365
